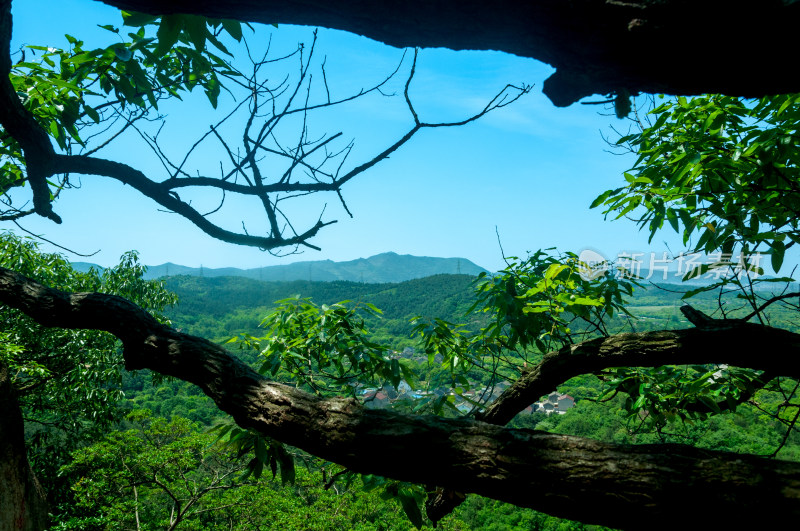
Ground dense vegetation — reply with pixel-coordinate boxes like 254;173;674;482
161;273;481;346
2;3;800;529
48;268;791;529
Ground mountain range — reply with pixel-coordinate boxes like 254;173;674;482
72;252;488;284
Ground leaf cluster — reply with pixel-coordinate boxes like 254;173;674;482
0;231;177;505
472;250;636;353
595;94;800;276
228;296;412;396
589;94;800;437
2;10;244;215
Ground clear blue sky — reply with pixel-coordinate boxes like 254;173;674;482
9;0;776;276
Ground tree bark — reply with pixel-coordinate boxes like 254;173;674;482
479;324;800;425
0;361;49;531
2;265;800;529
96;0;800;106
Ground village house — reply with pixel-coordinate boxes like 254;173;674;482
533;392;575;415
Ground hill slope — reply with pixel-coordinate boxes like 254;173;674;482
73;252;487;284
162;273;484;343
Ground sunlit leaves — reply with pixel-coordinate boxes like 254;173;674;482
409;317;483;413
472;249;635;354
598;364;774;434
62;410;247;529
589;94;800;432
594;94;800;278
229;296;409;396
0;231;176;479
2;9;246;203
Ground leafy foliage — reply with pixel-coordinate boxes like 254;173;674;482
3;3;800;527
58;410;247;530
2;11;243;216
472;250;636;352
217;296;428;521
60;411;477;530
229;296;411;395
595;94;800;280
412;249;637;404
590;94;800;438
0;231;176;506
211;423;296;485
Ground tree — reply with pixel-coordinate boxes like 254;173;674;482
0;233;176;529
0;0;523;527
59;410;249;530
1;1;527;252
94;0;800;107
3;239;800;529
2;1;800;530
61;410;465;530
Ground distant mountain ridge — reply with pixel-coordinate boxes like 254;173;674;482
72;252;488;284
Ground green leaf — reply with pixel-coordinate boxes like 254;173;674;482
590;189;613;209
390;358;401;388
221;19;243;41
205;75;221;108
398;492;424;529
254;437;268;463
569;296;603;306
111;44;132;62
771;240;785;272
666;209;680;233
156;14;183;56
83;104;100;123
205;33;230;55
276;446;295;485
543;263;568;281
122;11;159;27
184;15;209;51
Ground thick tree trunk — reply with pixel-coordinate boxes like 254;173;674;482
97;0;800;106
0;361;49;531
1;265;799;529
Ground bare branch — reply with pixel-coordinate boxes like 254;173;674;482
0;16;528;252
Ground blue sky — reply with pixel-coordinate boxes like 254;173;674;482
6;0;735;274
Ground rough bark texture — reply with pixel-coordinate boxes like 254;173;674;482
480;324;800;425
0;363;49;531
0;0;60;223
97;0;800;106
2;265;800;529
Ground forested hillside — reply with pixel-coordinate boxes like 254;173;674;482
6;230;800;529
110;271;800;529
163;272;800;341
162;273;483;345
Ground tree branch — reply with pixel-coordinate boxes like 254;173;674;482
45;154;334;250
1;265;799;529
478;325;800;426
0;1;60;223
0;5;527;252
97;0;800;107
